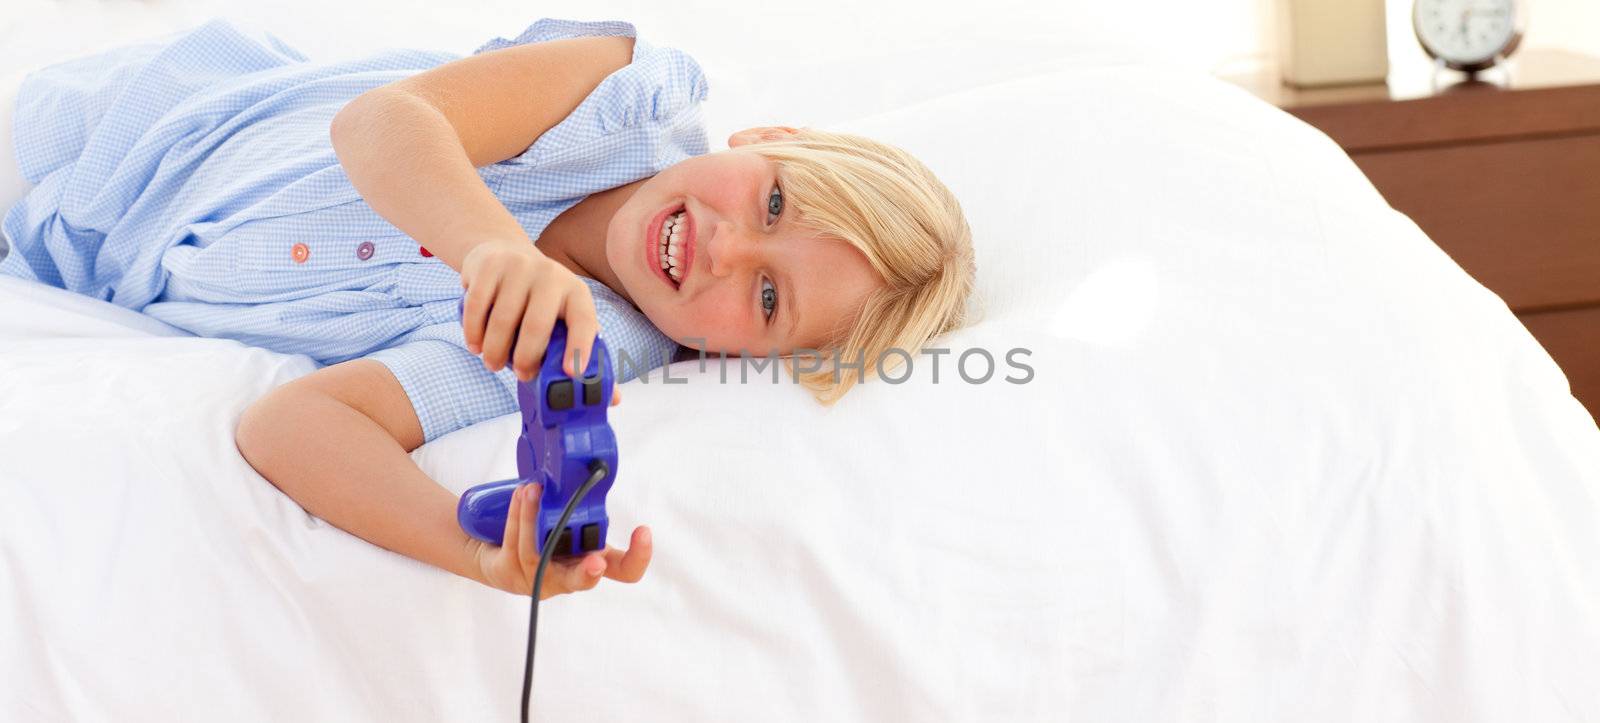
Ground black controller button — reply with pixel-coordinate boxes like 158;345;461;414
580;523;601;551
553;527;574;556
582;377;602;406
546;379;574;411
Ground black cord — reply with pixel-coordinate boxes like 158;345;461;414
522;459;609;723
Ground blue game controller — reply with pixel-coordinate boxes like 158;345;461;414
454;299;617;559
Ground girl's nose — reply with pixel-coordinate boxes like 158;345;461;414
707;220;759;278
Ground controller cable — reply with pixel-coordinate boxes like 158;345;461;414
522;458;609;723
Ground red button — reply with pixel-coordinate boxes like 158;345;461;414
419;246;433;258
291;243;309;263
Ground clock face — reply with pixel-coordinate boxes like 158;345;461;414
1413;0;1520;69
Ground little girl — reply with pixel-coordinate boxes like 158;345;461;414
0;18;974;600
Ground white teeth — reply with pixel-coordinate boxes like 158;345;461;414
658;209;687;284
659;212;685;248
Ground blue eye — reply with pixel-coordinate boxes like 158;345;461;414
760;278;778;321
766;185;783;223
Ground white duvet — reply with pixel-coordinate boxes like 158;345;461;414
5;2;1600;721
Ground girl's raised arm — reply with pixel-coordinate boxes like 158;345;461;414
328;35;634;272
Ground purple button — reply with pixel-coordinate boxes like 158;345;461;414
356;241;375;261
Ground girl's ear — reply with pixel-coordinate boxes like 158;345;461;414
727;126;800;148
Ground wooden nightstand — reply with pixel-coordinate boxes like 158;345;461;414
1223;49;1600;426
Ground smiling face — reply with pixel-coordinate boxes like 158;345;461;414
603;139;884;356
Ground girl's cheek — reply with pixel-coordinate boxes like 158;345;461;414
698;298;745;333
669;300;744;350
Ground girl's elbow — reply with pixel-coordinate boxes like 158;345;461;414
328;98;364;148
234;390;292;471
329;91;384;148
235;398;268;461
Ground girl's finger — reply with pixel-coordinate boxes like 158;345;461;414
564;553;606;593
500;481;523;554
461;276;501;355
481;280;532;372
539;556;600;599
517;483;541;575
560;284;600;378
510;286;562;381
600;526;653;583
609;385;622;407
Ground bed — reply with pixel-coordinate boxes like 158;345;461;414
4;1;1600;720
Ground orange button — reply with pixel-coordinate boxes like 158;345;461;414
291;243;310;263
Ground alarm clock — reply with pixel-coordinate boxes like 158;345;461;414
1413;0;1525;73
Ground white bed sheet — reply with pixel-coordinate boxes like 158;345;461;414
5;3;1600;722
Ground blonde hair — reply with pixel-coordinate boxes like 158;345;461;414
730;128;976;404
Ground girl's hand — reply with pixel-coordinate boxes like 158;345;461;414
472;482;654;599
460;240;600;382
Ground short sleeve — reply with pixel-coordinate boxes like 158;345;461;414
470;18;709;168
471;18;637;55
366;338;518;444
